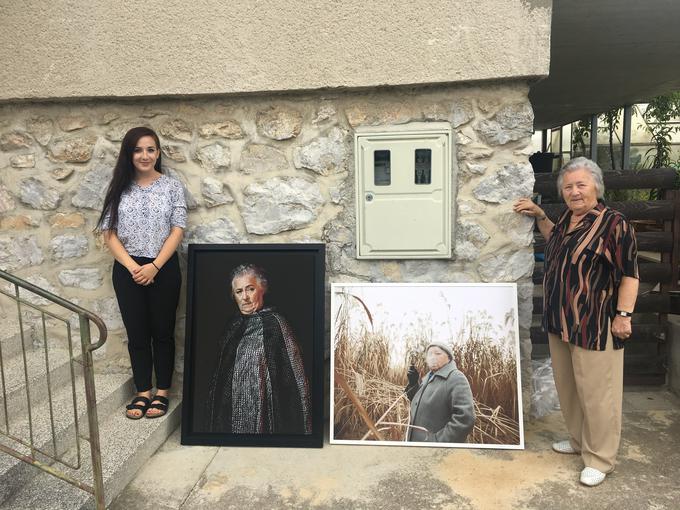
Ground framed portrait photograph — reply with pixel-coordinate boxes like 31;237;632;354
181;244;325;448
331;283;524;449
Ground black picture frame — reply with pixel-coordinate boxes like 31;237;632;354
181;243;325;448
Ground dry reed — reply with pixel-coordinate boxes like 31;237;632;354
333;292;520;445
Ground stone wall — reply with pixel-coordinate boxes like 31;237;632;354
0;82;536;396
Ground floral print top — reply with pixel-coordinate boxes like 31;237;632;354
102;174;187;257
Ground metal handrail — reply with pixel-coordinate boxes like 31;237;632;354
0;269;107;351
0;268;108;509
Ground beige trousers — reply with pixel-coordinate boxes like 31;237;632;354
548;331;624;473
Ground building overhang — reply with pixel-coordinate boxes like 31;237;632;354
530;0;680;130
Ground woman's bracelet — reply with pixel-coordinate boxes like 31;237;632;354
537;214;547;222
151;261;160;271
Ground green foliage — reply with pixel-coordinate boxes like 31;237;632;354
604;188;649;203
568;92;680;200
637;92;680;197
571;116;591;156
639;92;680;170
598;107;622;169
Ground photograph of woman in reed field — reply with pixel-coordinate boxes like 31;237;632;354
331;283;524;448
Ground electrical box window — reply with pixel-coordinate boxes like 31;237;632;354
415;149;431;184
374;150;391;186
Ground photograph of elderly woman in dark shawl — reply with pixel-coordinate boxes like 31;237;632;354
182;244;323;447
204;263;311;435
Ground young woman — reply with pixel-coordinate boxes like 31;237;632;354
96;126;187;419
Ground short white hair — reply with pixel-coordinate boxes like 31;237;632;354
557;157;605;199
229;264;268;293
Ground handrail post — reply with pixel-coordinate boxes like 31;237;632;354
622;105;632;170
589;114;598;161
660;188;680;294
79;315;105;510
670;189;680;291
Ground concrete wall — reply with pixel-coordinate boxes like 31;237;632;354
0;1;551;101
0;82;537;401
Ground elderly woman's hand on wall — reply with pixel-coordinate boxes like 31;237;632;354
513;197;544;219
513;197;554;240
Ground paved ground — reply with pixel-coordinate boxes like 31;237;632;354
111;388;680;509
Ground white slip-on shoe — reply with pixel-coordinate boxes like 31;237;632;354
580;467;606;487
551;440;577;454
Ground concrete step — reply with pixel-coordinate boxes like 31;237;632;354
0;321;26;361
0;372;133;504
1;397;181;509
0;306;73;361
0;344;74;420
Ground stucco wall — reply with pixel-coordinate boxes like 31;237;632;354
0;81;537;401
0;1;551;101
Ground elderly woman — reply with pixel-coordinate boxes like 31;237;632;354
204;264;311;435
405;342;475;443
514;157;639;486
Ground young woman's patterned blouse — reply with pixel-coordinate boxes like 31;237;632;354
101;174;187;258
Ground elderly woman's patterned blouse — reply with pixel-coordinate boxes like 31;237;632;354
101;174;187;257
543;202;639;351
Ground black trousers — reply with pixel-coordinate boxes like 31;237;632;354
112;252;181;392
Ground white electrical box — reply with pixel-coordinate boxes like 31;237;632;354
354;122;454;259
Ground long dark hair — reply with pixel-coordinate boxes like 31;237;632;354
96;126;162;232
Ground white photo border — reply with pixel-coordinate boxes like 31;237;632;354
330;282;525;450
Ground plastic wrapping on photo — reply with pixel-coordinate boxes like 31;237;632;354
531;358;560;419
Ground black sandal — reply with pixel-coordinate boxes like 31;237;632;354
125;396;151;420
146;395;169;419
